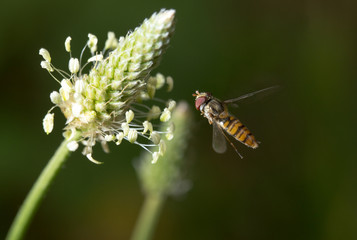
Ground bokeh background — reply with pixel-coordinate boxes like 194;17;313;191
1;0;356;239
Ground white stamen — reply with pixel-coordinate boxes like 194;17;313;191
116;132;124;145
101;141;110;153
88;54;103;63
67;141;79;151
60;79;73;101
104;32;118;50
150;131;161;145
142;121;153;134
95;102;106;112
40;61;53;72
86;153;103;164
160;108;171;122
166;132;174;141
39;48;51;62
50;91;61;105
69;58;80;74
72;103;83;117
167;100;176;111
148;105;161;120
151;152;160;164
79;111;96;124
166;76;174;92
126;110;135;123
65;37;72;52
67;128;77;141
74;79;85;94
43;113;54;134
155;73;165;89
147;77;156;98
166;122;175;140
158;140;166;156
105;134;115;142
128;129;138;143
87;33;98;54
121;122;129;136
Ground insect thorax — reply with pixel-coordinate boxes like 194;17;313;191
202;99;225;119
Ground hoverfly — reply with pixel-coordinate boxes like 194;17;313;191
193;86;277;158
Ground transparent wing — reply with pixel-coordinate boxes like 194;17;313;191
212;122;227;153
223;85;279;104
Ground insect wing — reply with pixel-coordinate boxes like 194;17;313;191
223;85;279;104
212;121;227;153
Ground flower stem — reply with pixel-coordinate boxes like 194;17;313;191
6;137;76;240
131;193;166;240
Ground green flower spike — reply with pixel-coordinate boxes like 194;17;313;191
6;10;177;240
40;9;176;164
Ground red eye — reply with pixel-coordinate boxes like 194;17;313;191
195;97;206;110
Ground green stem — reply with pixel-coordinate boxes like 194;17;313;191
6;138;75;240
131;193;166;240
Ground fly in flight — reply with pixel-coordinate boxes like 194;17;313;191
193;86;277;158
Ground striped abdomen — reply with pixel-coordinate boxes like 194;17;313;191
219;116;258;149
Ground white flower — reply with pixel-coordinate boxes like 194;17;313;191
40;9;177;163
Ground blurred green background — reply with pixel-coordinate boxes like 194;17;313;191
1;0;356;239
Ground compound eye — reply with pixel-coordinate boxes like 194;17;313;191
195;97;206;110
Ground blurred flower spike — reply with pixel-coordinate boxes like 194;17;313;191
40;9;176;164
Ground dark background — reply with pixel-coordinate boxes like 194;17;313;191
1;0;356;239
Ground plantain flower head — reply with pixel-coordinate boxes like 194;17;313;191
40;9;176;164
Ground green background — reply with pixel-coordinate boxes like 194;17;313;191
1;0;356;239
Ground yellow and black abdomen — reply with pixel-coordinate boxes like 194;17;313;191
219;116;258;149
